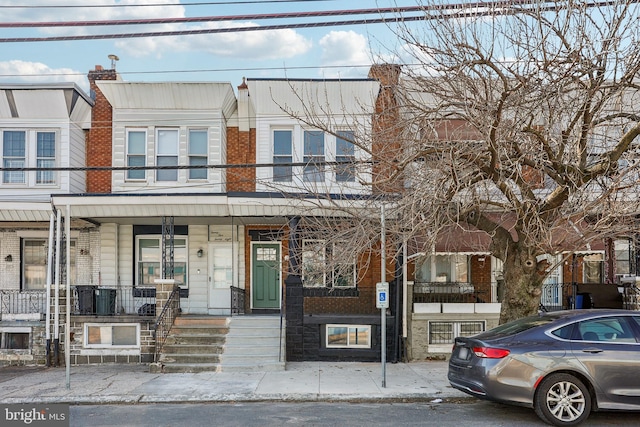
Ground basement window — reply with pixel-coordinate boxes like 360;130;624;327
326;324;371;349
0;328;30;350
85;323;139;348
428;321;485;344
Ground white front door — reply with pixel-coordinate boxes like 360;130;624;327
208;242;233;314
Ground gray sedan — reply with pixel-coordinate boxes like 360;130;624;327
448;309;640;426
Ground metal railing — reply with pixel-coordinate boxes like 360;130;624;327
413;282;488;304
153;286;181;363
72;285;156;316
230;286;245;315
0;290;47;320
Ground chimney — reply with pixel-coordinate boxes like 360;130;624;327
86;65;118;193
369;64;402;194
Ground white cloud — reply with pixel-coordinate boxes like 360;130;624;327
116;22;312;60
317;31;371;78
0;60;87;89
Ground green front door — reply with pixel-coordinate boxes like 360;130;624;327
252;243;280;309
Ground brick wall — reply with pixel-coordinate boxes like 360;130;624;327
227;127;256;192
0;231;20;290
368;64;403;194
86;65;117;193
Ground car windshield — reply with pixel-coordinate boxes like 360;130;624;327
475;314;559;339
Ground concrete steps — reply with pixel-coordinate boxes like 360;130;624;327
220;315;285;372
153;315;285;373
154;316;228;373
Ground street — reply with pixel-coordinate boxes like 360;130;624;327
70;401;639;426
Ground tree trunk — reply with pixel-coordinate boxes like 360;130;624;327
499;244;543;324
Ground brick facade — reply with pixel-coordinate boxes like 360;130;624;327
86;65;117;193
226;126;256;192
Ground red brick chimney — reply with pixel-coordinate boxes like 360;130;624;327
227;78;256;192
86;65;117;193
368;64;402;194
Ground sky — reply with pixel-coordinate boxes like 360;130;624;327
0;0;421;93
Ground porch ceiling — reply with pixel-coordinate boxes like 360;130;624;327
0;202;51;222
50;194;371;223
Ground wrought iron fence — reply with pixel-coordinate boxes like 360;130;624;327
0;290;47;320
230;286;245;315
413;282;488;304
72;285;156;316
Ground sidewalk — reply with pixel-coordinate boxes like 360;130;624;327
0;361;468;405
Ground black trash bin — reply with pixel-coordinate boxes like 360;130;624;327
76;285;97;314
95;288;117;315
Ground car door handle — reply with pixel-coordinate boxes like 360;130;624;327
582;348;603;353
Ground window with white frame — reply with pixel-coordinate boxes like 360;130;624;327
326;324;371;348
188;129;208;180
136;236;187;287
615;239;632;276
126;129;146;180
23;239;76;290
416;254;469;283
36;132;56;184
429;321;485;345
273;130;293;182
335;130;356;182
2;130;58;185
2;130;25;184
85;323;139;348
302;240;355;288
303;130;325;182
156;129;179;181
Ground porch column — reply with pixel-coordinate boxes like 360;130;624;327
285;216;304;361
154;279;177;319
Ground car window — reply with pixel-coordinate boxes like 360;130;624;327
476;314;557;339
551;323;576;340
577;316;637;343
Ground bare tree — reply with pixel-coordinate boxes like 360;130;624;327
381;0;640;322
274;1;640;324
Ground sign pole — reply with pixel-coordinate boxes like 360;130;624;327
380;204;386;388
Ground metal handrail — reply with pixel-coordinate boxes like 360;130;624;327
230;286;245;315
153;286;181;363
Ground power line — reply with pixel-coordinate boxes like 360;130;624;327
0;16;425;43
0;0;631;43
0;0;333;9
0;6;427;28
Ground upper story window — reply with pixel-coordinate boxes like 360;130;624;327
2;130;57;186
156;129;179;182
336;130;355;182
36;132;56;184
271;128;357;185
2;130;25;184
188;129;208;180
303;130;325;182
126;129;146;180
273;130;293;182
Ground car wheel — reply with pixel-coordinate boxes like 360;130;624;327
534;373;591;427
